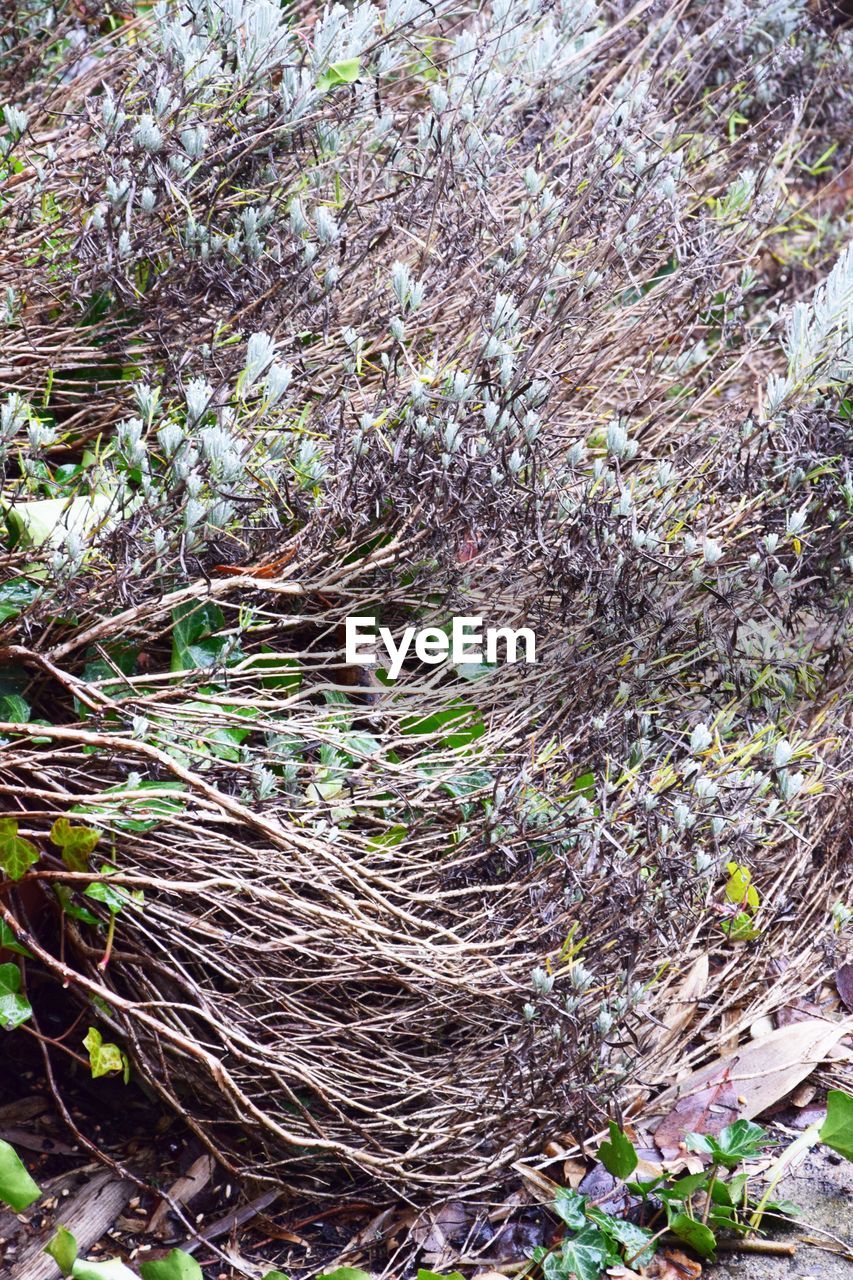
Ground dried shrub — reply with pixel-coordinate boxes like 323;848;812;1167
0;0;850;1194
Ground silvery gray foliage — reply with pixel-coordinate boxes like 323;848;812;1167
767;242;853;411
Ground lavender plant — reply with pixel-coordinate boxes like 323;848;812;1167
0;0;849;1195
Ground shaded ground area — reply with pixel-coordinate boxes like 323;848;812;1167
710;1146;852;1280
1;1021;851;1280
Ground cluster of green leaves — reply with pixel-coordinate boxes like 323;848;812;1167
537;1180;655;1280
0;816;106;884
536;1099;853;1278
720;862;762;941
45;1235;288;1280
535;1141;659;1280
0;816;134;1079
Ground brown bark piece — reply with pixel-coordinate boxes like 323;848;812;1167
147;1153;214;1238
11;1170;133;1280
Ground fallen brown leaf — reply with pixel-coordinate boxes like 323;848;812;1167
147;1152;215;1237
489;1188;529;1222
775;998;826;1027
114;1216;149;1233
787;1102;826;1130
606;1266;644;1280
0;1097;49;1125
411;1199;468;1258
255;1224;309;1246
647;1247;702;1280
634;1154;666;1180
791;1081;817;1108
339;1206;399;1251
717;1008;743;1057
660;954;709;1044
183;1189;279;1249
652;1017;853;1133
836;963;853;1011
512;1163;563;1204
660;1155;707;1176
653;1071;739;1158
0;1127;76;1155
579;1162;628;1216
563;1156;588;1188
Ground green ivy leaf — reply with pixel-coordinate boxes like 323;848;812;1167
758;1198;801;1219
820;1090;853;1162
83;1027;129;1082
317;1270;372;1280
84;882;127;914
50;819;100;872
724;863;759;910
139;1248;203;1280
0;1136;41;1211
80;647;138;709
244;648;302;691
45;1226;79;1276
341;730;382;759
598;1121;638;1180
84;875;143;916
72;1259;139;1280
0;577;39;623
0;962;32;1029
725;1172;749;1205
710;1178;736;1209
659;1172;710;1202
625;1174;669;1200
416;1272;465;1280
367;825;408;852
170;601;228;672
556;1226;611;1280
0;693;30;722
669;1213;717;1259
262;1273;291;1280
553;1185;588;1230
400;701;485;748
74;780;187;833
54;886;100;926
720;911;761;941
0;919;33;957
686;1119;769;1169
570;770;596;800
0;817;39;880
586;1207;655;1267
707;1204;739;1233
439;768;493;798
